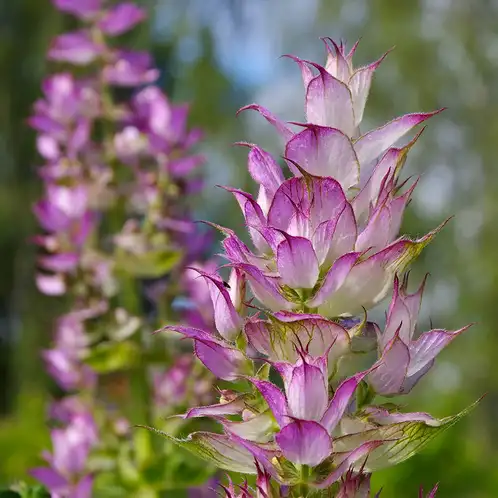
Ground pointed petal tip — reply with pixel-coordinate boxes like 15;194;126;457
281;155;311;178
236;103;259;117
280;53;303;62
200;220;235;236
235;104;293;139
361;46;395;71
233;140;256;149
320;36;337;47
347;38;362;59
154;324;188;336
401;109;446;128
420;216;453;243
419;107;446;119
412;125;428;140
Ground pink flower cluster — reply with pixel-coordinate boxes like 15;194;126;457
30;0;215;496
156;40;474;496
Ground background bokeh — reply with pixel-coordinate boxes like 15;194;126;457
0;0;496;496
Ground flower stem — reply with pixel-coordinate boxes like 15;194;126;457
298;465;310;498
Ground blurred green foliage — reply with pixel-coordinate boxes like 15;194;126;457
1;0;497;496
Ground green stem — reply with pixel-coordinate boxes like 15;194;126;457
298;465;310;498
95;28;155;475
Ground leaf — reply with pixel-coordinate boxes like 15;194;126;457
333;398;481;471
256;362;271;380
146;454;215;489
26;487;51;498
138;427;257;474
3;485;51;498
114;249;181;278
85;340;139;373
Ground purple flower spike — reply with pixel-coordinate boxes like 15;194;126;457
33;0;219;495
146;36;473;497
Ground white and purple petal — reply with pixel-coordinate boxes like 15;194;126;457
307;252;361;309
160;326;245;381
237;104;293;141
276;235;319;289
354;110;443;169
240;143;284;212
249;378;288;427
183;396;246;419
286;360;328;421
192;269;243;341
407;326;471;378
364;407;440;427
313;442;383;489
321;370;370;434
275;420;332;467
368;334;410;396
236;263;295;311
305;65;356;137
285;125;359;189
348;50;390;126
268;176;347;241
222;411;276;443
313;203;357;268
222;187;269;253
314;237;430;318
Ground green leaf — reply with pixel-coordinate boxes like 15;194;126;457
142;452;215;489
355;381;376;410
333;398;481;471
23;487;50;498
138;427;255;474
134;429;152;469
4;485;51;498
115;249;181;278
85;340;139;373
256;362;271;380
